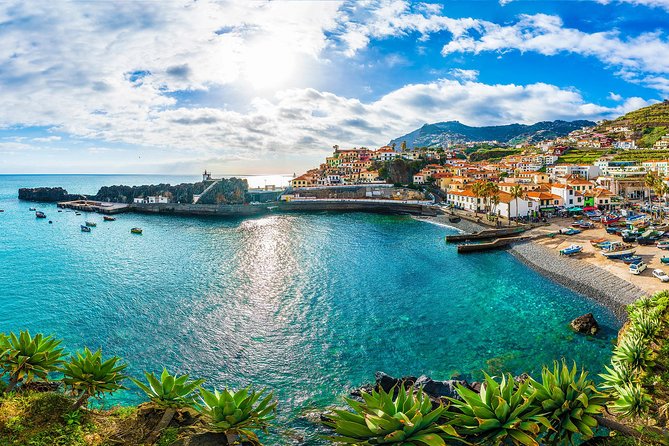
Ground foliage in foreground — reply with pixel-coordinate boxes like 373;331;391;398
131;368;204;409
325;384;459;446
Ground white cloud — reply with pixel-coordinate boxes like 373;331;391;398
598;0;669;11
448;69;479;81
609;92;623;101
32;136;62;143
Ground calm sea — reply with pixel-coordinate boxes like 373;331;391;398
0;175;619;444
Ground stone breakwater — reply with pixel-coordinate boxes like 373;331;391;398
510;241;645;320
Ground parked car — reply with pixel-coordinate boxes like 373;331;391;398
629;262;647;275
652;269;669;282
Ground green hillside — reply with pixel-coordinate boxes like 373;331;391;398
609;100;669;128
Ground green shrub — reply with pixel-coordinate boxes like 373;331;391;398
325;384;458;445
0;331;66;393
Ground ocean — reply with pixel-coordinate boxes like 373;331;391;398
0;174;620;444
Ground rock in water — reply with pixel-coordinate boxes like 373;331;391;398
414;376;465;399
570;313;599;335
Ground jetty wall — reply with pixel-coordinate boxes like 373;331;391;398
276;200;440;216
130;203;268;217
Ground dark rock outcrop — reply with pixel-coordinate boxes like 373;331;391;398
414;375;466;400
570;313;599;335
18;187;86;202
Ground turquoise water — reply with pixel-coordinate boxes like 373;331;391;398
0;175;620;444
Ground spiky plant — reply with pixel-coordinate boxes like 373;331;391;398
325;384;459;445
61;347;128;409
612;333;654;372
610;383;652;420
196;386;276;444
132;369;205;443
447;374;549;446
598;362;637;392
530;361;606;444
0;330;66;393
631;311;661;340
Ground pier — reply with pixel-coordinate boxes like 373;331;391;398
56;200;130;214
457;236;530;253
445;226;528;243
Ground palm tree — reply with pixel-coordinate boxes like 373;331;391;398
471;181;484;213
509;184;524;225
645;171;658;203
485;182;499;214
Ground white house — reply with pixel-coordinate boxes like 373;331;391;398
494;191;530;219
447;189;483;212
134;195;169;204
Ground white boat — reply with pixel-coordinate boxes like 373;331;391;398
601;241;636;259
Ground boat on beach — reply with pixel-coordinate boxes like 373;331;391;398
589;238;607;246
661;256;669;264
562;228;582;235
601;241;636;259
657;240;669;250
560;245;583;256
621;255;643;264
131;227;143;234
80;225;91;232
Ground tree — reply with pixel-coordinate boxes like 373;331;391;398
509;184;524;225
401;140;407;152
471;182;485;213
645;171;658;202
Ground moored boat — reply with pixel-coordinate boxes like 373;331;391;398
29;207;36;211
85;221;97;227
80;225;91;232
131;227;143;234
103;216;116;221
35;211;46;218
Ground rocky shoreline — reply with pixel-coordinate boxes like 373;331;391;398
509;241;644;320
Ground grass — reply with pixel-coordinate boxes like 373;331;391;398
613;149;669;162
557;149;608;164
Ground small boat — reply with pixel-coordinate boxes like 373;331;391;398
103;216;116;221
85;221;97;227
0;209;4;212
602;215;621;225
657;241;669;250
75;212;81;216
131;227;143;234
621;255;642;264
35;211;46;218
448;216;461;223
560;245;583;256
661;256;669;264
589;238;607;246
48;220;53;224
29;207;36;211
81;225;91;232
579;222;595;229
601;242;636;259
562;228;582;235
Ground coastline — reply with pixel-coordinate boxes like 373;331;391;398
422;214;643;320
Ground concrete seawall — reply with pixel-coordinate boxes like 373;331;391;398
130;203;268;216
276;201;439;216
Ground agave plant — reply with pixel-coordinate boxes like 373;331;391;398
196;386;276;444
325;384;459;445
61;347;128;409
610;383;652;419
598;362;637;392
0;330;66;393
530;361;606;444
630;311;661;340
612;333;654;372
447;373;549;446
131;369;205;442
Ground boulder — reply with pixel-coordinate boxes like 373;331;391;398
414;376;466;400
374;371;416;392
570;313;599;335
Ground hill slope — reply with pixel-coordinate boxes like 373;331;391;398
598;100;669;130
389;120;595;149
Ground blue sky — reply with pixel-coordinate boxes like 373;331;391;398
0;0;668;174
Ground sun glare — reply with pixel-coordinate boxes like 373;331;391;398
241;41;297;90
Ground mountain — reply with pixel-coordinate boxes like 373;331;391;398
388;120;596;149
598;100;669;131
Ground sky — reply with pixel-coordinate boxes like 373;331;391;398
0;0;668;175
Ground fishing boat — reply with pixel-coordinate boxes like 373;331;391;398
661;256;669;264
621;255;643;264
448;216;461;223
637;230;661;245
103;216;116;221
589;238;607;246
562;228;582;235
85;221;97;227
29;207;36;211
657;240;669;250
75;212;81;216
131;227;143;234
35;211;46;218
560;245;583;256
579;221;595;229
80;225;91;232
601;241;636;259
601;215;621;225
606;227;620;234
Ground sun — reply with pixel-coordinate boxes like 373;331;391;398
241;40;298;91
